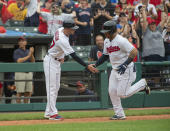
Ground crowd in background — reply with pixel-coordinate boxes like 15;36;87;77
0;0;169;62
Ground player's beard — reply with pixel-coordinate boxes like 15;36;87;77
105;33;116;41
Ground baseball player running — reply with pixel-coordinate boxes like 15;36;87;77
88;20;150;120
43;18;97;120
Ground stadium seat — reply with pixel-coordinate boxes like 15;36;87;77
72;46;85;52
84;45;92;52
6;27;24;32
23;27;38;33
9;20;24;27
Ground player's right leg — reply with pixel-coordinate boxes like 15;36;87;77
109;69;126;120
117;66;150;98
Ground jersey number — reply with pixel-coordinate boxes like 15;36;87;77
50;31;59;48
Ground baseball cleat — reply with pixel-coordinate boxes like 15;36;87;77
110;115;126;120
44;115;50;119
49;114;64;120
145;85;150;95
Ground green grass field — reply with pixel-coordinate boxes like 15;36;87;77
0;109;170;131
0;108;170;121
0;119;170;131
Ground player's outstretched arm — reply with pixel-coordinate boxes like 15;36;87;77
116;48;138;75
94;54;109;67
70;52;98;73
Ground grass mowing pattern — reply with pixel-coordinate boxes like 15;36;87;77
0;109;170;121
0;119;170;131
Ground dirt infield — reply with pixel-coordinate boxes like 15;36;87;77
0;114;170;126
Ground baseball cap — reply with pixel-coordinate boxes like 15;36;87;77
63;18;79;30
0;26;6;33
147;17;156;25
18;36;26;42
76;81;84;88
100;20;117;33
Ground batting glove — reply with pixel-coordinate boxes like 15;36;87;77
116;63;128;75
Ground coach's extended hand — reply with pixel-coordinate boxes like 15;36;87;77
87;64;99;73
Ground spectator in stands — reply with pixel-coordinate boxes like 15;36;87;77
7;0;27;21
92;0;115;39
74;0;93;46
13;37;35;103
89;34;104;61
121;22;140;48
37;2;74;36
91;0;101;9
149;0;161;7
117;0;128;12
61;0;74;14
117;12;130;34
110;0;118;6
162;18;170;61
134;0;158;19
3;72;17;104
164;0;170;13
22;0;39;26
121;22;140;61
74;81;96;102
153;0;165;25
140;5;167;61
38;0;52;34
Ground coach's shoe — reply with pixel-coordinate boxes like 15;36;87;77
49;114;64;120
110;115;126;120
44;115;50;119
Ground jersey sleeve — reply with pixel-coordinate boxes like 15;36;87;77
40;12;50;21
59;40;75;56
119;37;134;53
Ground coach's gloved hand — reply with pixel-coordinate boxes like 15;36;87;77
116;63;128;75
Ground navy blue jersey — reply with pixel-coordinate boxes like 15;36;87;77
75;7;92;34
13;48;31;62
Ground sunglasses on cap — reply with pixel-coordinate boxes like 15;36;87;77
52;5;59;9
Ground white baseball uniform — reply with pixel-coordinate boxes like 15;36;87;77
43;27;74;116
40;12;73;35
103;34;147;117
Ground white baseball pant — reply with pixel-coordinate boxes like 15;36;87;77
43;55;61;116
109;65;147;117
